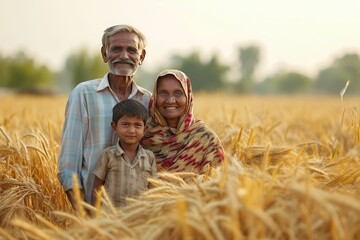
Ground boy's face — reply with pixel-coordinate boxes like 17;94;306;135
111;115;145;146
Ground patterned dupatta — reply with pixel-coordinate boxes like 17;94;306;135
142;69;224;174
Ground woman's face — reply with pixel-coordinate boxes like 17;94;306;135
156;75;187;128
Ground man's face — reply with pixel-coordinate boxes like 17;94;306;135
102;32;145;77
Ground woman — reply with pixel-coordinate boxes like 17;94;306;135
142;69;224;174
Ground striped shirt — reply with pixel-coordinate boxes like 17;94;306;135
94;142;157;208
57;73;152;203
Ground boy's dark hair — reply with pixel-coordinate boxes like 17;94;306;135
112;99;148;124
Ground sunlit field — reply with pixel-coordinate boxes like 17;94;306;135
1;93;360;239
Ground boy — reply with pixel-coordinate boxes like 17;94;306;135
91;99;157;208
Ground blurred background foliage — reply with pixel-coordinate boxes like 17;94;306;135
0;45;359;95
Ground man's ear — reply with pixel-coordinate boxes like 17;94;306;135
139;49;146;65
101;46;108;63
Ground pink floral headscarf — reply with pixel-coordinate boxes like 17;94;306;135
142;69;224;174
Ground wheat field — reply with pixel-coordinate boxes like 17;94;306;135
0;93;360;240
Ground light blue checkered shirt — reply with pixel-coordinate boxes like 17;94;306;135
57;73;152;203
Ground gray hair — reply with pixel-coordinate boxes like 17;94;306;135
102;24;147;51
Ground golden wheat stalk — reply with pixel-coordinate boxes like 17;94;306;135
0;228;18;240
0;126;11;146
176;197;191;240
11;218;51;240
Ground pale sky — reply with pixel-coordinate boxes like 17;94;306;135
1;0;360;79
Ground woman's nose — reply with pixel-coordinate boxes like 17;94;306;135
166;95;176;103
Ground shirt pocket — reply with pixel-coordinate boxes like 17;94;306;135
138;170;151;191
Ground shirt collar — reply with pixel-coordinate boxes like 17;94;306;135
114;140;147;159
97;73;145;98
97;73;111;92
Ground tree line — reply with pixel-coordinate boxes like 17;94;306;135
1;46;359;95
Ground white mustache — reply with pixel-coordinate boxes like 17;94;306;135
111;59;135;65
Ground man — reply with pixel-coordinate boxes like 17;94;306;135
58;25;151;208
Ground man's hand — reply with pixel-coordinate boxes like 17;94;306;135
65;189;84;211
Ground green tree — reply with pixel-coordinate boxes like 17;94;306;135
253;75;278;94
1;51;54;90
171;51;229;92
275;72;312;94
314;53;360;95
237;45;261;93
0;55;10;87
314;68;347;94
62;48;108;88
254;71;312;95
